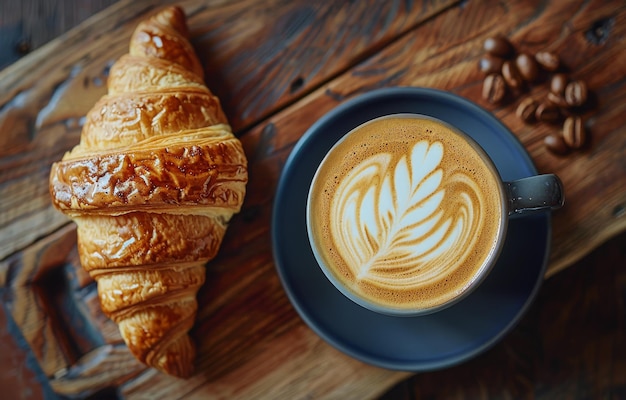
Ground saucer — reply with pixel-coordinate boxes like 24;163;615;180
271;87;550;371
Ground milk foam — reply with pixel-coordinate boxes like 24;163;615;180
310;116;504;310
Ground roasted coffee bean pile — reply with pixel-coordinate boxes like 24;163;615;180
479;35;591;156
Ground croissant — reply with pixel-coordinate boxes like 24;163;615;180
49;6;247;378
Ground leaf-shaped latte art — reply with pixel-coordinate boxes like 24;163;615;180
329;140;485;291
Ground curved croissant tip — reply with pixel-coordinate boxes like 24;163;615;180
153;6;188;36
150;334;197;379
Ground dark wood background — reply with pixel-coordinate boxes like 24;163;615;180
0;1;624;399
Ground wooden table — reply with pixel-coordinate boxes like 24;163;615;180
1;0;624;398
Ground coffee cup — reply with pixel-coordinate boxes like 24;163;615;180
306;114;563;317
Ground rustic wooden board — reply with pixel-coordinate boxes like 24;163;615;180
1;0;624;398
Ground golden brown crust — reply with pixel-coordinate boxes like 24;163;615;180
74;213;226;272
107;55;206;95
96;264;206;317
119;298;198;378
51;131;246;215
75;90;228;151
48;6;247;378
129;6;203;78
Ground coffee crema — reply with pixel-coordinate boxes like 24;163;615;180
308;116;505;311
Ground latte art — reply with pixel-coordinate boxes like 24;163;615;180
308;116;504;310
331;140;483;290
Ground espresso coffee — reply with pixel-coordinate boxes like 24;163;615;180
308;115;505;311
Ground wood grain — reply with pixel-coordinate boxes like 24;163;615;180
0;304;49;400
0;0;117;69
0;0;624;398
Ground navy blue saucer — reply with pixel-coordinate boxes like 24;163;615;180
271;87;550;371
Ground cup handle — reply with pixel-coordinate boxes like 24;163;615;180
505;174;564;216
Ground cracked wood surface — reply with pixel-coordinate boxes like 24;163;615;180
0;0;624;398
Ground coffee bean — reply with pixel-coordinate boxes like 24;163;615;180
565;80;588;107
544;133;569;156
550;73;569;95
547;91;569;108
502;61;523;90
535;51;560;71
483;36;514;58
478;55;504;75
516;97;537;122
482;74;506;103
535;102;561;123
563;116;586;149
515;53;539;82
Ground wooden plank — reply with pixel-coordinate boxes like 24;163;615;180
0;0;118;69
0;304;48;400
49;344;146;398
0;224;76;288
122;325;410;400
